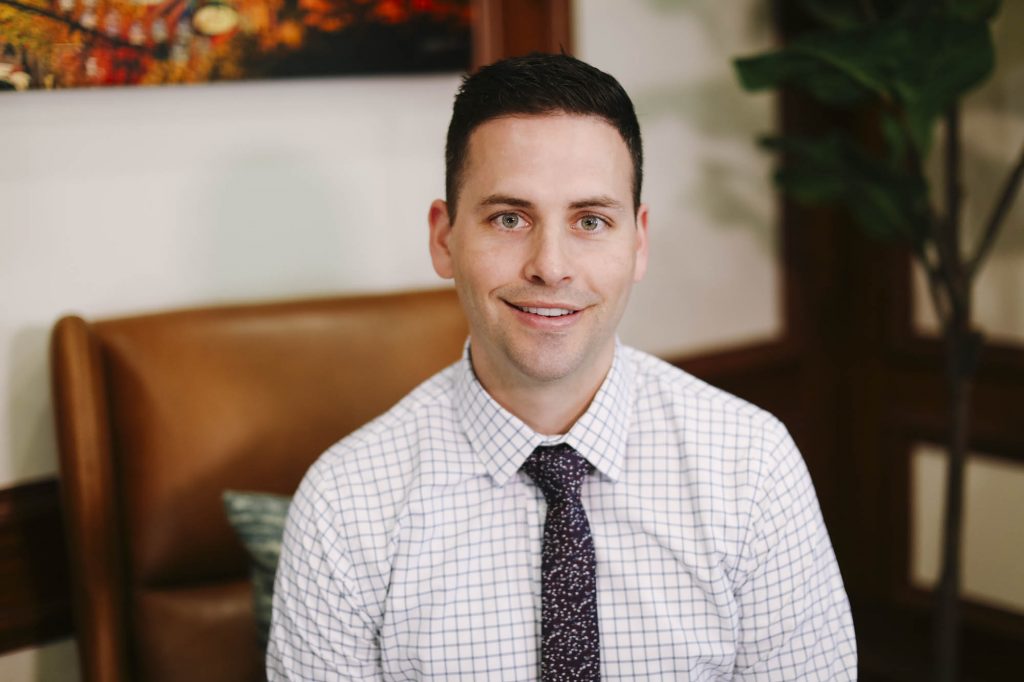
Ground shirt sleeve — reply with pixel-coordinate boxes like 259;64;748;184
732;425;857;680
266;470;384;681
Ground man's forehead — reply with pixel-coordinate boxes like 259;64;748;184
466;112;623;147
459;113;634;203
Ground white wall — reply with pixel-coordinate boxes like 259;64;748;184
2;73;460;487
0;2;781;677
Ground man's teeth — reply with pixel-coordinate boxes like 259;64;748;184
518;306;575;317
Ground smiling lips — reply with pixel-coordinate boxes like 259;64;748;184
514;305;577;317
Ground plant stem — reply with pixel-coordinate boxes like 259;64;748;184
932;312;975;682
899;114;959;296
966;139;1024;282
910;241;951;328
944;108;966;303
930;104;980;682
945;110;961;244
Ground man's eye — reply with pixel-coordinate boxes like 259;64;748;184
497;213;523;229
578;215;607;232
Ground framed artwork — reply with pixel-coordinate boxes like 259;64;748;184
0;0;471;91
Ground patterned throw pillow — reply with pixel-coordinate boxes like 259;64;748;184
222;490;291;651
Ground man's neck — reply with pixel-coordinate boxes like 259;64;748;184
469;345;614;435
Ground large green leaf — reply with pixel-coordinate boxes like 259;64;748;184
796;0;869;30
880;113;911;168
947;0;1000;22
735;10;995;154
763;134;931;242
894;16;995;153
735;24;924;111
735;53;870;106
795;0;996;28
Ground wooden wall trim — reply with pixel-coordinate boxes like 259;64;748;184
672;338;810;460
0;479;72;654
471;0;504;69
854;595;1020;682
472;0;573;69
885;361;1024;464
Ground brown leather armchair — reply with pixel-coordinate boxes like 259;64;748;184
50;289;467;682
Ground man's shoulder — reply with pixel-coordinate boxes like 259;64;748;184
623;345;786;440
622;346;801;527
298;361;461;507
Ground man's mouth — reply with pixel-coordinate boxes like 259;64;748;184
509;303;580;318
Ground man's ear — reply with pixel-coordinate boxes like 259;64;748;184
633;203;650;282
428;199;455;279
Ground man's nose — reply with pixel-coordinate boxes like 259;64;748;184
523;224;573;286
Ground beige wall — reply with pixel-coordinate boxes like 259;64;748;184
0;641;80;682
0;2;780;677
911;445;1024;614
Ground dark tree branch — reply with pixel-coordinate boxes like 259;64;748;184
911;239;952;328
888;105;962;307
967;139;1024;282
923;202;962;309
938;106;969;313
932;324;973;682
931;109;964;682
945;108;962;268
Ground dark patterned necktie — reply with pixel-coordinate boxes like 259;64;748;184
522;444;600;681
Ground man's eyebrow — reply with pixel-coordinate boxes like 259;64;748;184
478;194;534;209
568;195;626;210
478;194;626;211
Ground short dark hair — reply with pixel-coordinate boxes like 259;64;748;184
445;53;643;219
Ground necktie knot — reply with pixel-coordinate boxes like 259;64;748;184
522;444;592;503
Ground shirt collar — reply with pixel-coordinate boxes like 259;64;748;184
455;342;633;486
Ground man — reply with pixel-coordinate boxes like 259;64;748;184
268;54;856;680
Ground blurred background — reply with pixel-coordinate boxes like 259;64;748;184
1;0;1021;679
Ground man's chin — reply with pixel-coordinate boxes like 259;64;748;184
506;344;603;386
513;362;578;385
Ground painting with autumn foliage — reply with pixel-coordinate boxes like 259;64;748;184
0;0;471;91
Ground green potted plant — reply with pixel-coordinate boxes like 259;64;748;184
733;1;1023;680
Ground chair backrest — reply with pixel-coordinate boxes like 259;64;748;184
51;289;467;682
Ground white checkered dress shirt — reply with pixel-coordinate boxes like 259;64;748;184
268;344;856;680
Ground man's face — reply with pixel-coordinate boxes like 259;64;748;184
429;113;648;395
